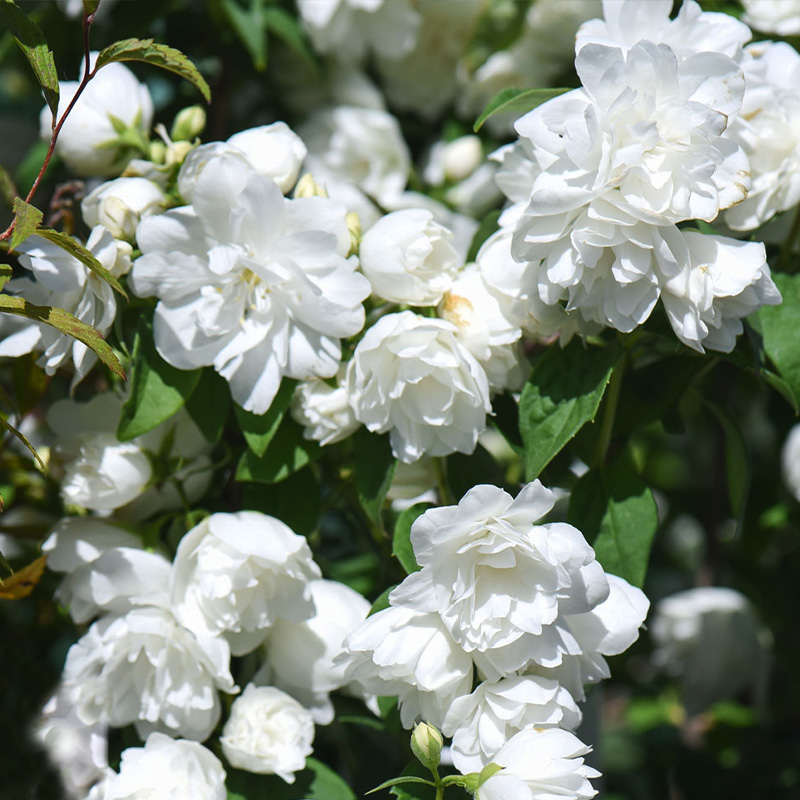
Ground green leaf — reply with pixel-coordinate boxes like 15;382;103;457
95;38;211;102
705;399;749;520
520;339;621;481
757;272;800;411
368;778;436;795
8;197;42;252
392;503;429;575
262;6;318;71
369;585;396;617
0;164;17;208
185;368;229;443
234;379;296;457
0;295;124;379
448;443;507;499
117;318;201;441
0;0;59;118
353;429;396;527
219;0;268;71
226;758;355;800
0;413;45;472
389;762;439;800
466;209;500;264
241;467;320;536
568;448;658;587
474;86;570;132
31;227;127;299
0;264;11;292
83;0;100;14
235;417;318;484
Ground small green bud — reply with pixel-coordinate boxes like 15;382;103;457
294;173;329;199
171;105;206;142
410;722;443;773
149;140;167;163
165;140;194;168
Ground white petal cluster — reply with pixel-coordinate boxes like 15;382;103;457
346;311;491;463
97;733;226;800
170;511;321;655
0;226;130;385
292;368;359;447
40;57;154;177
82;177;167;241
220;684;314;782
741;0;800;36
130;153;370;414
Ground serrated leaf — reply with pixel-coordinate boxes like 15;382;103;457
568;448;657;587
234;379;296;457
0;294;124;379
0;413;45;472
0;1;59;118
235;417;318;484
8;197;42;252
185;368;230;443
353;428;396;527
31;228;127;299
520;339;621;480
117;317;201;441
0;554;47;600
262;6;318;71
95;38;211;102
474;86;570;132
757;273;800;411
392;503;429;575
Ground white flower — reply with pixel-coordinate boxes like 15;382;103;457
82;177;167;241
725;41;800;231
101;733;226;800
170;511;321;656
0;227;130;387
389;481;610;676
439;265;527;393
342;605;474;729
220;685;314;782
61;606;237;741
300;105;410;206
346;311;491;463
424;136;483;186
33;690;108;799
42;517;170;624
387;457;438;511
292;367;360;447
40;56;154;177
782;424;800;502
442;676;582;773
476;728;599;800
131;155;370;414
741;0;800;36
359;209;460;305
259;579;371;724
297;0;419;62
651;586;771;714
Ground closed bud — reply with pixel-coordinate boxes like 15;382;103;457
149;140;167;163
171;105;206;142
294;173;329;199
410;722;443;772
346;211;361;256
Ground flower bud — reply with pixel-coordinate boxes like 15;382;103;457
441;135;483;182
294;173;329;199
410;722;443;772
346;211;361;255
170;105;206;142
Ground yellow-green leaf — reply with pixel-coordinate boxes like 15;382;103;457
474;86;570;132
0;295;125;380
0;1;59;118
95;38;211;102
0;414;45;472
0;163;17;208
0;554;47;600
8;197;43;252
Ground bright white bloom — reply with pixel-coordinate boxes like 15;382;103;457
576;0;751;61
300;105;410;206
40;56;154;177
439;265;527;393
292;367;360;447
259;579;371;724
741;0;800;36
342;605;474;729
131;154;370;414
61;606;237;741
424;136;484;185
34;690;108;799
42;517;170;624
346;311;491;463
100;733;226;800
390;481;611;676
298;0;419;62
782;424;800;502
220;685;314;782
359;209;460;305
477;728;599;800
726;42;800;231
442;676;582;773
651;586;771;714
0;227;130;386
82;177;167;241
46;392;212;517
170;511;321;656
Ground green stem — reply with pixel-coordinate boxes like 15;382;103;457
593;352;627;467
433;457;453;506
